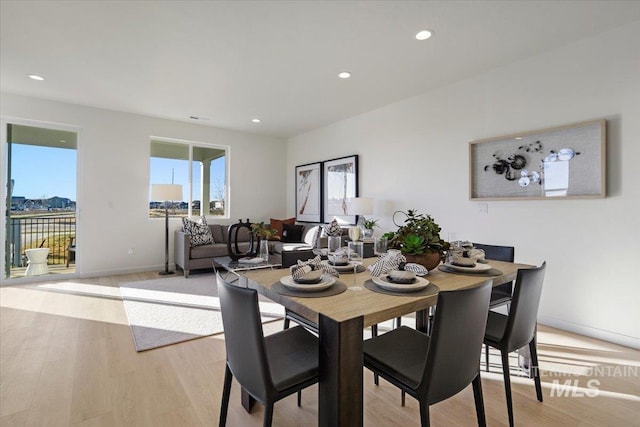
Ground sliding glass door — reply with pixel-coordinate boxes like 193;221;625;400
3;121;78;280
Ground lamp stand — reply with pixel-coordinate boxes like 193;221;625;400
159;201;174;275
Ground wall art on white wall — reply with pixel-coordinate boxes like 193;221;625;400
323;155;359;224
295;161;322;222
469;119;606;200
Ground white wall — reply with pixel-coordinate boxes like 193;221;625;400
0;94;287;280
287;22;640;348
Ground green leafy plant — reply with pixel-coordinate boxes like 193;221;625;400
386;209;448;256
362;219;379;230
251;221;278;239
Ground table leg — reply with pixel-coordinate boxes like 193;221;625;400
319;314;364;427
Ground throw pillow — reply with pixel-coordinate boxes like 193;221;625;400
281;223;305;243
270;217;296;240
182;216;214;247
304;225;322;248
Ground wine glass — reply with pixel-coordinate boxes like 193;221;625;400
348;241;364;290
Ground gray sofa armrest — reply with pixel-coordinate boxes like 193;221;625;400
174;230;192;277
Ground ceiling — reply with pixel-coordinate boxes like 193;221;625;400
2;1;640;139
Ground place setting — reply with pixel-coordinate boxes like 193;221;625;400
439;245;503;276
272;255;347;297
364;249;439;296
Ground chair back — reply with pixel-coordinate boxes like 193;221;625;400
421;280;492;404
216;274;273;402
503;262;546;351
473;243;514;298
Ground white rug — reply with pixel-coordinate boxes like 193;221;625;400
120;274;284;351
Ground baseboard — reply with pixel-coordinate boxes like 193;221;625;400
538;315;640;350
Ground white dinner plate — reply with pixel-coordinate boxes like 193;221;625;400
443;262;492;273
280;275;336;292
371;275;430;292
321;260;357;272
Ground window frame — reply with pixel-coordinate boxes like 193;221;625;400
149;136;229;219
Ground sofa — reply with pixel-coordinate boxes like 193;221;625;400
174;222;323;277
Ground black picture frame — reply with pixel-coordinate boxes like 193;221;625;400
322;155;359;224
295;161;323;222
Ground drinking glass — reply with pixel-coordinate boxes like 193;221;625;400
348;226;361;242
374;236;387;257
348;241;364;290
328;235;342;255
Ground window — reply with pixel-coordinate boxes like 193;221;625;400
149;138;228;218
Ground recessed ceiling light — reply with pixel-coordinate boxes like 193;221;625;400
59;139;66;143
28;74;44;81
415;30;433;41
252;118;261;123
338;71;351;79
515;137;523;140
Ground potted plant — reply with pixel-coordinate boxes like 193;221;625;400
361;218;379;238
382;209;448;270
250;221;278;240
251;221;278;261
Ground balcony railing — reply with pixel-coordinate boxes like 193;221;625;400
6;213;76;267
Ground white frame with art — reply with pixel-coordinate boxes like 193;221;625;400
469;119;606;200
322;155;359;224
295;161;323;222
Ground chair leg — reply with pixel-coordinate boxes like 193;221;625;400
529;336;544;402
401;390;406;407
396;316;402;328
472;373;487;427
263;403;274;427
419;401;430;427
500;350;515;427
297;390;301;406
371;324;379;386
283;317;290;329
485;344;490;372
219;365;233;427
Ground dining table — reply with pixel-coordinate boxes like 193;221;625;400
239;258;530;427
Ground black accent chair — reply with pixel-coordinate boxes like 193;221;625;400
472;243;515;370
216;274;319;427
363;280;493;427
483;262;546;427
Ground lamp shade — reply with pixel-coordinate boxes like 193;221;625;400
151;184;183;201
350;197;374;215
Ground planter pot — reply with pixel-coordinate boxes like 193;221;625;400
404;251;442;271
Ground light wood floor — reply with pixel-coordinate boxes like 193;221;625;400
1;271;638;426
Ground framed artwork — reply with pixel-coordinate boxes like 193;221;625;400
295;162;322;222
323;155;359;224
469;119;606;200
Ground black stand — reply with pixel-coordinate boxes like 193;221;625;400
159;202;174;275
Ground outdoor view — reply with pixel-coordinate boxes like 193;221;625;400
4;124;77;279
148;140;227;218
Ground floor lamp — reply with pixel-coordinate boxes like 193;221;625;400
151;184;183;275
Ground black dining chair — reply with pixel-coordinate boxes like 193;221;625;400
473;243;515;309
483;262;546;427
363;280;493;427
472;243;515;370
216;274;319;427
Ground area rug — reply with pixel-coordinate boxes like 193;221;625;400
120;274;284;351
